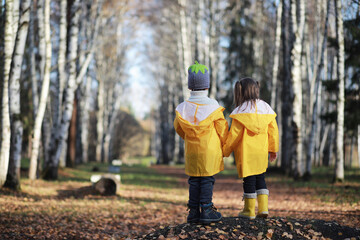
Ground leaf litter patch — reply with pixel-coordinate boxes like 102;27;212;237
139;217;360;240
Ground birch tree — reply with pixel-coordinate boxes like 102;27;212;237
178;0;192;100
270;0;282;109
0;0;14;187
44;0;81;179
95;64;105;163
50;0;67;167
305;0;330;179
290;0;306;178
334;0;345;182
29;0;52;181
5;0;31;189
29;1;39;115
208;0;221;99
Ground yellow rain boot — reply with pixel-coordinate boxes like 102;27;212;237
256;189;269;218
239;193;256;220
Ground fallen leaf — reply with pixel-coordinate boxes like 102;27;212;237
266;229;274;239
178;234;187;239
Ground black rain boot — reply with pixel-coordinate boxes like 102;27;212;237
199;203;222;223
187;204;200;223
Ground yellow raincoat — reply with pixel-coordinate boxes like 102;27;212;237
223;100;279;178
174;101;228;177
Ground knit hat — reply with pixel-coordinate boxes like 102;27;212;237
188;61;210;90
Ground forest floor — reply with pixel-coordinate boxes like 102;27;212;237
0;161;359;239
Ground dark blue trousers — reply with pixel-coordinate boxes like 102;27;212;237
243;173;267;193
188;176;215;207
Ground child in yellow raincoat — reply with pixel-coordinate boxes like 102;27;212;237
223;77;279;219
174;61;228;223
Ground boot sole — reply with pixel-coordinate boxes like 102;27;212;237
199;217;222;223
187;218;200;223
257;212;269;218
238;214;255;220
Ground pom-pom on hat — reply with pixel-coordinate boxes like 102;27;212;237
188;61;210;90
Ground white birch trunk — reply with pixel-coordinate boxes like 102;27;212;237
102;82;113;162
6;0;30;189
96;78;105;162
315;30;328;166
29;0;51;181
52;0;67;168
12;0;20;43
196;0;204;64
104;85;122;162
208;0;219;99
51;0;67;160
80;75;92;163
334;0;345;182
45;0;81;179
270;0;282;109
37;0;45;78
29;1;39;115
179;0;191;99
291;0;305;177
0;0;14;187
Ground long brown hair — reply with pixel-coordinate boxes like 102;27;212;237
234;77;260;108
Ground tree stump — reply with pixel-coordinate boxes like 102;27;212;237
91;174;121;196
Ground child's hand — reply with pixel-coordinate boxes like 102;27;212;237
269;152;277;162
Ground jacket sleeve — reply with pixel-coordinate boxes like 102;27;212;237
174;117;185;140
268;117;279;152
214;113;229;146
222;120;244;157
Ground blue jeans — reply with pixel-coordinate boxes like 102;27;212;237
188;176;215;207
243;173;267;193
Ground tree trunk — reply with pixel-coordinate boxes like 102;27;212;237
36;0;45;78
334;0;345;182
290;0;305;178
29;0;51;181
0;0;14;187
319;124;330;165
5;0;31;189
12;0;20;40
305;0;329;178
41;100;52;168
29;1;39;115
104;85;122;163
67;98;77;167
281;0;293;174
96;77;105;163
44;0;81;180
271;0;282;109
178;0;191;100
315;24;328;166
80;75;92;163
349;136;354;168
208;0;220;99
51;0;67;167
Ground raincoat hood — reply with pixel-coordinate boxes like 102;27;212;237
174;100;228;177
175;101;225;137
230;100;276;134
